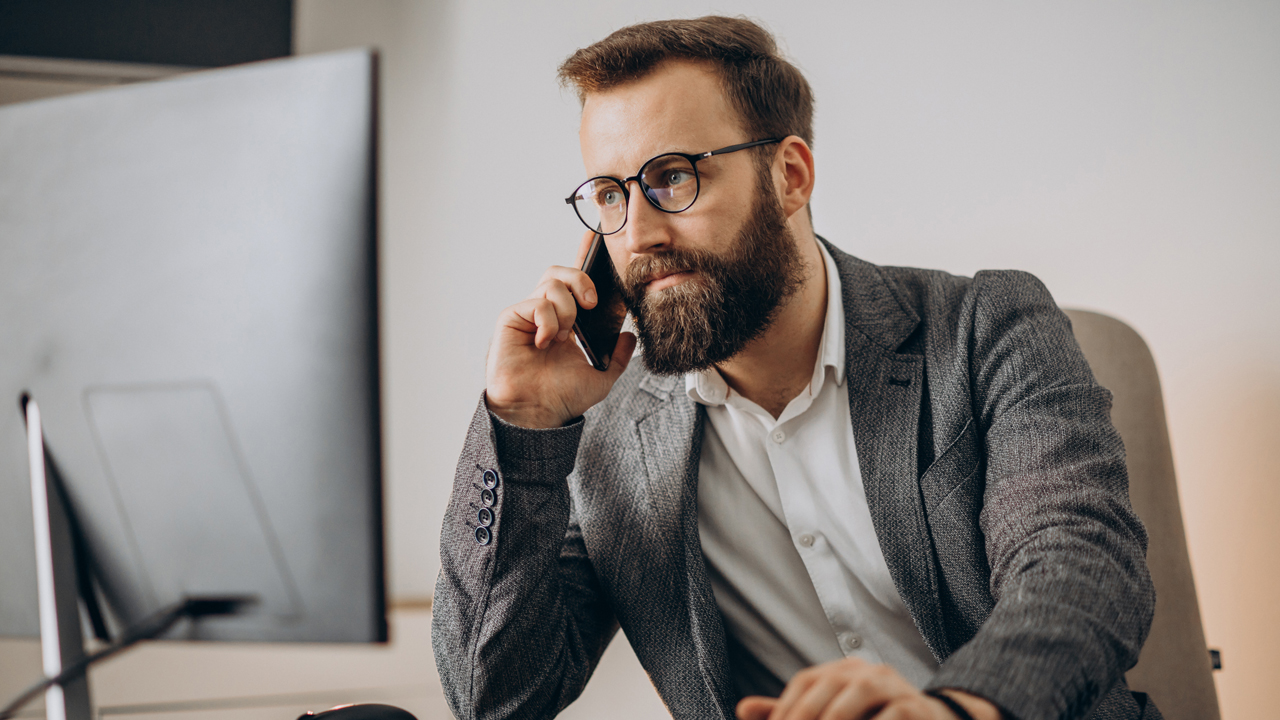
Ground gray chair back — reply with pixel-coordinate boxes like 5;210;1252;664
1064;309;1220;720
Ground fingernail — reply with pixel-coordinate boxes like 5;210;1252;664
558;330;570;342
584;289;597;305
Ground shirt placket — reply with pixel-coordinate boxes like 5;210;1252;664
761;413;883;666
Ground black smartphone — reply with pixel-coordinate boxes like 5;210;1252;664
572;233;627;371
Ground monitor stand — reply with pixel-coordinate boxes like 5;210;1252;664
23;398;93;720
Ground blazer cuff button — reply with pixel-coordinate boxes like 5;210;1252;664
474;526;492;545
482;469;499;489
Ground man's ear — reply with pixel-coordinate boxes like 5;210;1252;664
773;136;815;220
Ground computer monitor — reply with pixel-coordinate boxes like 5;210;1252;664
0;49;384;647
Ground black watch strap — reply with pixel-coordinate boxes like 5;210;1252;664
924;689;978;720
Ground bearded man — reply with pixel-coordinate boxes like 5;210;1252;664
432;16;1157;720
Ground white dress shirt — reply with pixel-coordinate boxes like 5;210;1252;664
690;242;939;692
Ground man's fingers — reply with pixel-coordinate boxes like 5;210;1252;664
782;676;844;720
605;332;637;378
769;668;819;720
539;280;579;342
762;659;922;720
852;696;942;720
529;299;562;348
502;298;561;349
535;266;597;309
815;680;892;720
736;696;776;720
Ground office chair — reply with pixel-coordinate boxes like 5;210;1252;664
1065;309;1220;720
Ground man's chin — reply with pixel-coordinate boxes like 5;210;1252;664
637;346;715;377
634;323;734;377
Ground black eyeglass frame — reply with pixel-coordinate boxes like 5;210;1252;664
564;137;784;235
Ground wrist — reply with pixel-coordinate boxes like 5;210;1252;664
485;396;570;430
928;689;1004;720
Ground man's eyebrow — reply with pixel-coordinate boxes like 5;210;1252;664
588;148;712;178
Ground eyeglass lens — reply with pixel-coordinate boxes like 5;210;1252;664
571;154;699;234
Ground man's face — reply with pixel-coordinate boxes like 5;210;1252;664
579;61;804;374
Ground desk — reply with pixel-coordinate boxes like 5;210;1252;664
0;607;667;719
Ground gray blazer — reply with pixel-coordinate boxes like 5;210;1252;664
433;242;1158;720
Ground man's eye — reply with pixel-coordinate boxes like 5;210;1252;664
664;170;694;186
600;190;623;206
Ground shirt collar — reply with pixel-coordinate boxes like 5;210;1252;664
686;240;846;407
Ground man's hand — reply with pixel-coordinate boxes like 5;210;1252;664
485;229;637;429
736;657;1003;720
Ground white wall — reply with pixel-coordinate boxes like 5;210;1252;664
297;1;1278;717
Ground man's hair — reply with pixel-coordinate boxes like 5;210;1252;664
557;16;815;148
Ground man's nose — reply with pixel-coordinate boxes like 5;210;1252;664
621;182;672;256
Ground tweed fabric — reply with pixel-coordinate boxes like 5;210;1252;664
432;242;1156;720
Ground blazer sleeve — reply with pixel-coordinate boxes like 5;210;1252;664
925;271;1156;720
431;395;619;720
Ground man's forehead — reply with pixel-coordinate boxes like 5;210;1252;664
578;60;746;174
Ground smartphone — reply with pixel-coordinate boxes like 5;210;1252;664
572;233;627;371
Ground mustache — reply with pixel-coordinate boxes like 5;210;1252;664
621;249;720;298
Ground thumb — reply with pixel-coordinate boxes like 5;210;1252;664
736;696;776;720
605;331;638;379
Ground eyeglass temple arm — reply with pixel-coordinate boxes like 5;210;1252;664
700;137;784;159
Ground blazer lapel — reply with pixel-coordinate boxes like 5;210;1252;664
828;241;950;660
632;374;734;718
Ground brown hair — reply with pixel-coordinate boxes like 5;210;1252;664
557;16;814;148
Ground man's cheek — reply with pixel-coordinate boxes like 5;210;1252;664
605;243;629;278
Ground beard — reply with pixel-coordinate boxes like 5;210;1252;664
619;173;807;376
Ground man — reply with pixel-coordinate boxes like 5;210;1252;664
433;16;1156;720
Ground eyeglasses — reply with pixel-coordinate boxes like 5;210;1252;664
565;138;782;235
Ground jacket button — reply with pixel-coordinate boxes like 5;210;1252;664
477;507;494;527
474;526;492;545
482;469;499;489
480;488;496;507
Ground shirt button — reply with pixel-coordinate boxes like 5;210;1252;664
798;533;815;548
772;430;786;443
839;632;862;651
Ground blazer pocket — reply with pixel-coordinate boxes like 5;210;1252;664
919;419;980;513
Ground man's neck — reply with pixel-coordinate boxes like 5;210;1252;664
714;229;828;419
